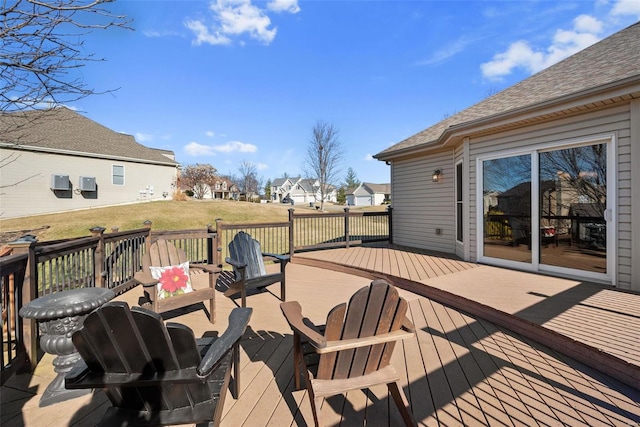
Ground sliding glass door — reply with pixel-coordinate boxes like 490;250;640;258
538;144;608;274
479;138;613;282
482;154;532;263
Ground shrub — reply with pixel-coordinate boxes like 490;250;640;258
173;191;189;201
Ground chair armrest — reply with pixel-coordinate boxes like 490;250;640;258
262;253;290;264
133;271;158;287
280;301;326;349
402;316;416;333
190;263;221;274
225;257;247;270
197;307;252;379
319;329;414;354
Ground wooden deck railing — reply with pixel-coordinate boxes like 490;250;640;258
0;207;391;383
0;253;28;384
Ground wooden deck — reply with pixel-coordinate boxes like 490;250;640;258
295;244;640;382
2;249;640;426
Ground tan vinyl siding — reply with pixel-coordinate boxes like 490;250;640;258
631;99;640;291
0;148;177;218
391;149;455;253
454;145;464;259
468;103;632;287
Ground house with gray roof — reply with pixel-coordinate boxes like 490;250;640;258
374;22;640;291
0;107;178;218
270;176;337;205
346;182;390;206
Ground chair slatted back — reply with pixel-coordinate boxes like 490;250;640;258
72;301;207;411
316;280;408;381
228;232;267;280
142;240;187;270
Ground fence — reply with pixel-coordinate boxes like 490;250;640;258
0;253;28;384
1;207;391;383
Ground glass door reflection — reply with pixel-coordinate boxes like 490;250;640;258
539;144;607;274
483;154;532;263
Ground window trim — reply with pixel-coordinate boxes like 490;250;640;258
455;160;464;244
112;164;125;186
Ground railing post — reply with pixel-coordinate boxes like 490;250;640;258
90;226;106;288
8;236;38;370
215;219;223;267
288;208;295;256
344;207;350;249
387;206;393;245
143;220;152;251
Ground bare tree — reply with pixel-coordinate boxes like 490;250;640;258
1;0;130;115
304;121;344;210
237;160;262;199
180;164;217;200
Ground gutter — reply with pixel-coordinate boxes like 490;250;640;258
0;142;178;167
375;75;640;162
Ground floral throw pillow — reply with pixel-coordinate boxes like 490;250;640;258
149;262;193;299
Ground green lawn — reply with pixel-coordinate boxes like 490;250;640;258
0;200;386;244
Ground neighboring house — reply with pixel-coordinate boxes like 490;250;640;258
271;177;337;204
0;107;178;219
346;182;390;206
271;177;299;202
374;22;640;291
212;178;239;200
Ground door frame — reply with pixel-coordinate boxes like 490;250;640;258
475;133;617;285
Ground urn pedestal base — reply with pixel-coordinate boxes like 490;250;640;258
19;287;115;407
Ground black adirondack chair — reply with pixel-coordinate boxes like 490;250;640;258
65;301;252;426
223;231;289;307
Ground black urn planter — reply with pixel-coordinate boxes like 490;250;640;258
19;287;115;407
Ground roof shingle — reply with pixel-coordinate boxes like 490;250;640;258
376;21;640;159
0;107;177;165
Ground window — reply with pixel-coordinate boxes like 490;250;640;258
456;161;463;242
112;165;124;185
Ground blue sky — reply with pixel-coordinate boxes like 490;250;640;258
73;0;640;184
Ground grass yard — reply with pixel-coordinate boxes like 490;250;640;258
0;200;385;244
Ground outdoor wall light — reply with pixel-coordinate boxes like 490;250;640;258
432;169;441;182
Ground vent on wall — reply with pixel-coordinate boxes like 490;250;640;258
51;174;70;191
79;176;96;191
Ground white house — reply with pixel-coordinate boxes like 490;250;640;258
271;177;298;202
374;22;640;291
346;182;390;206
271;177;337;205
0;107;178;219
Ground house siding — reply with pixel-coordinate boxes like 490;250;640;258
631;99;640;291
391;149;455;253
0;148;177;218
468;103;632;288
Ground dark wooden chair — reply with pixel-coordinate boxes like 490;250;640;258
280;279;416;427
223;231;289;307
65;301;252;427
134;240;220;323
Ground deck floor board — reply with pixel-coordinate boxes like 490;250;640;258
3;248;640;426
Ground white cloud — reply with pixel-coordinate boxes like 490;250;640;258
573;14;604;33
611;0;640;17
213;141;258;153
185;142;216;156
481;15;603;80
256;162;269;170
205;130;215;137
135;132;154;143
143;30;181;38
185;19;231;45
420;34;494;66
186;0;295;46
365;154;374;161
267;0;300;13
